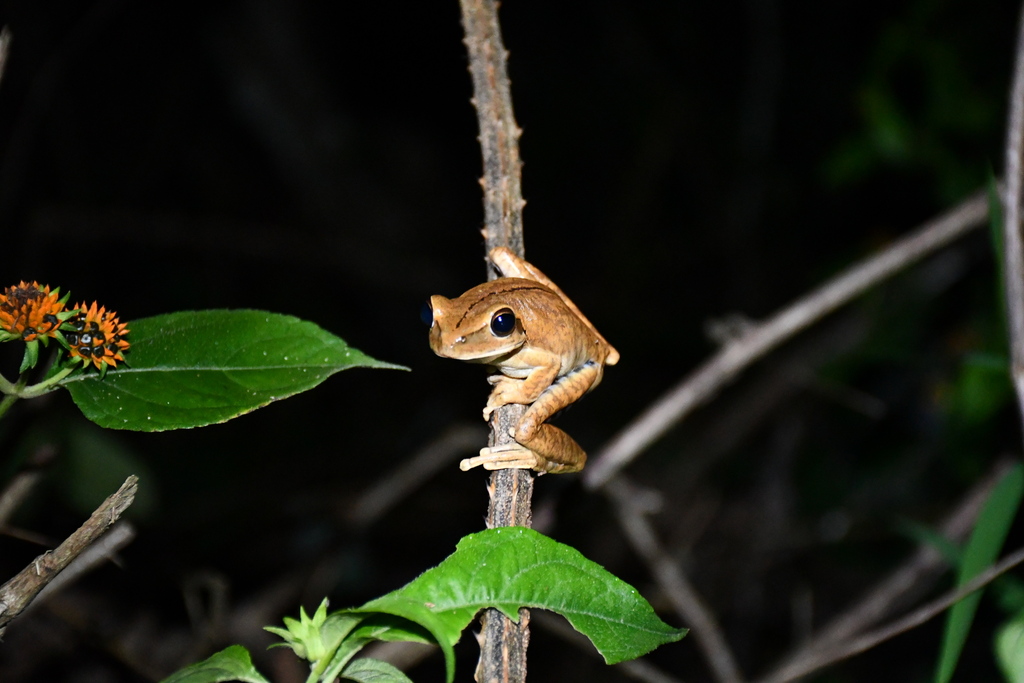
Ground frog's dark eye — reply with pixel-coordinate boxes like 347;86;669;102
420;301;434;327
490;308;516;337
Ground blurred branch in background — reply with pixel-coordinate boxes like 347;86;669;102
347;423;486;528
1002;4;1024;429
585;190;990;489
759;458;1016;681
0;27;11;87
761;543;1024;682
607;476;744;683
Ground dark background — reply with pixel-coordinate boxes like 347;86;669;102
0;0;1019;681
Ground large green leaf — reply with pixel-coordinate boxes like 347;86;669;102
159;645;269;683
62;310;406;431
935;464;1024;683
349;527;686;682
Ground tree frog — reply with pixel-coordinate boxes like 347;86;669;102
424;247;619;474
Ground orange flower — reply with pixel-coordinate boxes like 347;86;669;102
0;281;65;341
66;301;130;369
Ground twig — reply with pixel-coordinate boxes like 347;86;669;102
606;477;744;683
758;544;1024;682
760;457;1014;681
0;475;138;635
584;190;989;489
1004;4;1024;427
32;522;135;608
460;0;524;262
459;0;531;680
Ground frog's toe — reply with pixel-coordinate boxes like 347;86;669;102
460;444;543;472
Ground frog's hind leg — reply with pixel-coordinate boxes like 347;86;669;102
459;362;602;474
516;362;602;438
458;425;585;474
511;362;602;473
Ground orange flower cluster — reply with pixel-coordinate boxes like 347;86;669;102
0;281;130;370
0;281;63;341
65;301;131;370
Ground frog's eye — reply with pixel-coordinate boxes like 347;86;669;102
420;301;434;327
490;308;516;337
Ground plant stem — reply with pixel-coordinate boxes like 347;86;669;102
18;365;76;399
459;0;531;680
0;371;27;420
0;371;17;395
0;392;18;420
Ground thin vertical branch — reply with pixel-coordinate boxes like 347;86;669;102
460;0;525;262
459;0;531;680
1004;3;1024;427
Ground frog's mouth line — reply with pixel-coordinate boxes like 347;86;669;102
448;343;524;364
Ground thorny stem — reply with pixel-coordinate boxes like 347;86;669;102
459;0;530;680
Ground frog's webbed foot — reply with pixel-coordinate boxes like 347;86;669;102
460;442;579;474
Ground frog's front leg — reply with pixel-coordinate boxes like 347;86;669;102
463;362;602;474
481;362;559;420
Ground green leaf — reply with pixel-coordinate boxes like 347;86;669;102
996;612;1024;682
322;614;435;682
62;310;407;431
935;464;1024;683
340;658;414;683
349;528;686;682
19;339;39;373
159;645;270;683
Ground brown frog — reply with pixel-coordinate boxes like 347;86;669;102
425;247;618;473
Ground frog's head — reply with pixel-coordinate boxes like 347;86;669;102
424;281;528;364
